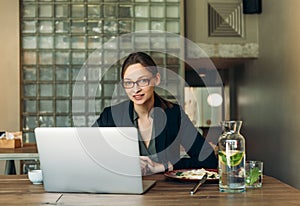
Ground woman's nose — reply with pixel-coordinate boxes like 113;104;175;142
132;83;141;92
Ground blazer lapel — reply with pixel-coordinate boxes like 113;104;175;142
153;96;168;160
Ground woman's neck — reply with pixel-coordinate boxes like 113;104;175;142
134;95;155;118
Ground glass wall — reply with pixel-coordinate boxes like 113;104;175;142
20;0;182;143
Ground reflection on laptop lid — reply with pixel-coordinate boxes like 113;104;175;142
35;127;155;194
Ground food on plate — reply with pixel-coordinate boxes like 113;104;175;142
174;168;219;180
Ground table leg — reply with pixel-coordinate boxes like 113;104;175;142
5;160;16;175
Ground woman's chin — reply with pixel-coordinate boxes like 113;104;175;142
132;99;145;105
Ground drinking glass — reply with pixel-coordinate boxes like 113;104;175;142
245;160;263;188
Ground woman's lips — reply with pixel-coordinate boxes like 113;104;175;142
133;94;144;100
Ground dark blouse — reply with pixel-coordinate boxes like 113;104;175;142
133;110;159;163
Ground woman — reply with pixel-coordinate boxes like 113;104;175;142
93;52;217;175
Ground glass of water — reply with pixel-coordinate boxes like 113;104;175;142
245;160;263;188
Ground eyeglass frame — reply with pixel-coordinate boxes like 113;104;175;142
121;76;156;89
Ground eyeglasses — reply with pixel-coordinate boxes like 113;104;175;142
121;77;154;89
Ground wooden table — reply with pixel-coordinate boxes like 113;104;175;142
0;144;39;174
0;174;300;205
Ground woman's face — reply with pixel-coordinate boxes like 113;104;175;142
123;63;160;106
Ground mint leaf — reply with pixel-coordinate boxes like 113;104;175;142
247;167;261;185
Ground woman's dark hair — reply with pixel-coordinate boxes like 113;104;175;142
121;52;158;79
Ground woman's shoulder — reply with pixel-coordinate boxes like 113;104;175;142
155;93;177;108
155;94;181;111
93;100;132;127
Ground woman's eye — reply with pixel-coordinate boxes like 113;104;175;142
124;81;132;86
139;79;148;84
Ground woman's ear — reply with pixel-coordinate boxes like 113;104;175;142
154;73;161;86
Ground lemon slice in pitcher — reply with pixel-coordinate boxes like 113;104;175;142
219;151;244;167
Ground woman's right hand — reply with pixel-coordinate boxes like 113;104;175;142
140;156;151;175
140;156;172;175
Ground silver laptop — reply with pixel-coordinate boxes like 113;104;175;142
34;127;156;194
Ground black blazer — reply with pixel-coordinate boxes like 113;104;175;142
92;93;217;169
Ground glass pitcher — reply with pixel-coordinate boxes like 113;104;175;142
218;120;246;193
